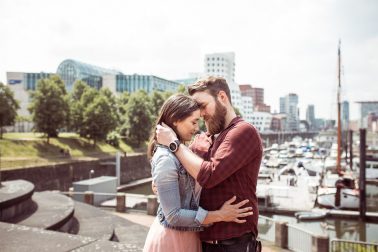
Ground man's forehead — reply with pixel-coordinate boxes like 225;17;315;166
192;91;212;103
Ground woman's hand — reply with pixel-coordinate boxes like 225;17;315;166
217;196;253;223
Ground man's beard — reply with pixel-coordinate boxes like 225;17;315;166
205;100;227;135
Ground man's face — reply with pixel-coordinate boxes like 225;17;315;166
192;91;227;135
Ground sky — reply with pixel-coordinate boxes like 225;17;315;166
1;0;377;120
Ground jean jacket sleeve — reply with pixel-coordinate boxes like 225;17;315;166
153;153;208;227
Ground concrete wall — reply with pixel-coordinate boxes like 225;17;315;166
2;154;151;192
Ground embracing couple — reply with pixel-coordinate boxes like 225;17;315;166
143;76;263;252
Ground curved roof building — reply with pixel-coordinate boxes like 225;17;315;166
57;59;122;91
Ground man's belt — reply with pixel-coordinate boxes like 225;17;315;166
204;232;255;245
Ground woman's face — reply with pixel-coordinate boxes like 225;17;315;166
173;110;200;142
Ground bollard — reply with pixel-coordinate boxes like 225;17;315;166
116;193;126;212
147;195;159;216
84;191;94;205
275;221;288;248
68;187;74;198
312;235;329;252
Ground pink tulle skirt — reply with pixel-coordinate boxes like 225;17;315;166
143;218;202;252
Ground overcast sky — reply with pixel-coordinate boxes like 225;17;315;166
1;0;377;120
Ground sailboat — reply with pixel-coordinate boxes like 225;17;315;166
317;41;360;210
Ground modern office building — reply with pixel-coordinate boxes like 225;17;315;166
241;96;253;123
6;59;181;124
341;101;349;130
250;112;272;132
103;74;180;94
6;72;53;116
204;52;243;114
239;84;270;113
279;93;299;131
56;59;123;92
306;105;315;130
356;101;378;128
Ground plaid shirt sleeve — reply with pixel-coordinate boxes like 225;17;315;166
197;123;261;188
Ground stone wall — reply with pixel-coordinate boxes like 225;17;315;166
2;154;151;191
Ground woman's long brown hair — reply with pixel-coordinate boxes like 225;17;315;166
147;94;199;159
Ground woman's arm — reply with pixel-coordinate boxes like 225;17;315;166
154;154;253;227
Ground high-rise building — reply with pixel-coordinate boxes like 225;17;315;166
280;97;286;114
239;85;271;113
204;52;243;114
279;93;299;131
356;101;378;128
306;105;315;130
341;101;349;130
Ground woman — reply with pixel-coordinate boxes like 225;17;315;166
143;94;253;252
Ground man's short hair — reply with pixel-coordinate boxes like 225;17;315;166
188;76;232;104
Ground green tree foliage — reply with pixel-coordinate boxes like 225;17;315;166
149;90;166;123
234;106;242;117
177;84;188;94
100;88;119;123
117;92;130;124
28;76;69;143
81;94;118;146
68;80;89;133
120;90;152;147
0;83;20;138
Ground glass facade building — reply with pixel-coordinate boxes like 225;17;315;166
115;74;180;93
57;59;122;91
24;72;52;90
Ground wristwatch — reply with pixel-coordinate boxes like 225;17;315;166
169;139;181;153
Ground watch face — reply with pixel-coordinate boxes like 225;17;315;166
169;142;177;152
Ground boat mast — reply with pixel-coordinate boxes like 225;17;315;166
337;40;342;175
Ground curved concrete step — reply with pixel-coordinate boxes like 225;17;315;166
0;180;35;221
7;191;74;231
0;222;137;252
68;201;115;240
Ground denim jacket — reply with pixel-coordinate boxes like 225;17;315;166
151;145;208;231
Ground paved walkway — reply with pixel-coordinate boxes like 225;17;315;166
111;210;291;252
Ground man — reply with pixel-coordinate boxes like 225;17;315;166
156;76;262;252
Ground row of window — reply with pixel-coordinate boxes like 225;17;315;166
207;63;225;67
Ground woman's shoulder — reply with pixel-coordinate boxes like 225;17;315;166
152;145;180;166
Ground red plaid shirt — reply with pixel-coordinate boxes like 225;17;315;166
191;117;262;241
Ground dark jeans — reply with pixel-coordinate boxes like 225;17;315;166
202;239;261;252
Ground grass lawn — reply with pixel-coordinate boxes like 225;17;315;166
0;132;146;170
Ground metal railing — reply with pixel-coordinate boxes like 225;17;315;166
331;239;378;252
287;223;314;252
258;215;276;242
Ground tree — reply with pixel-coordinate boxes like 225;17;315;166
149;90;166;123
68;80;90;133
121;90;152;147
82;94;118;146
117;91;130;118
0;83;20;139
28;76;69;143
234;106;242;117
177;84;188;94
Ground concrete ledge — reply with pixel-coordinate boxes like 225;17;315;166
0;180;35;221
8;191;74;231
